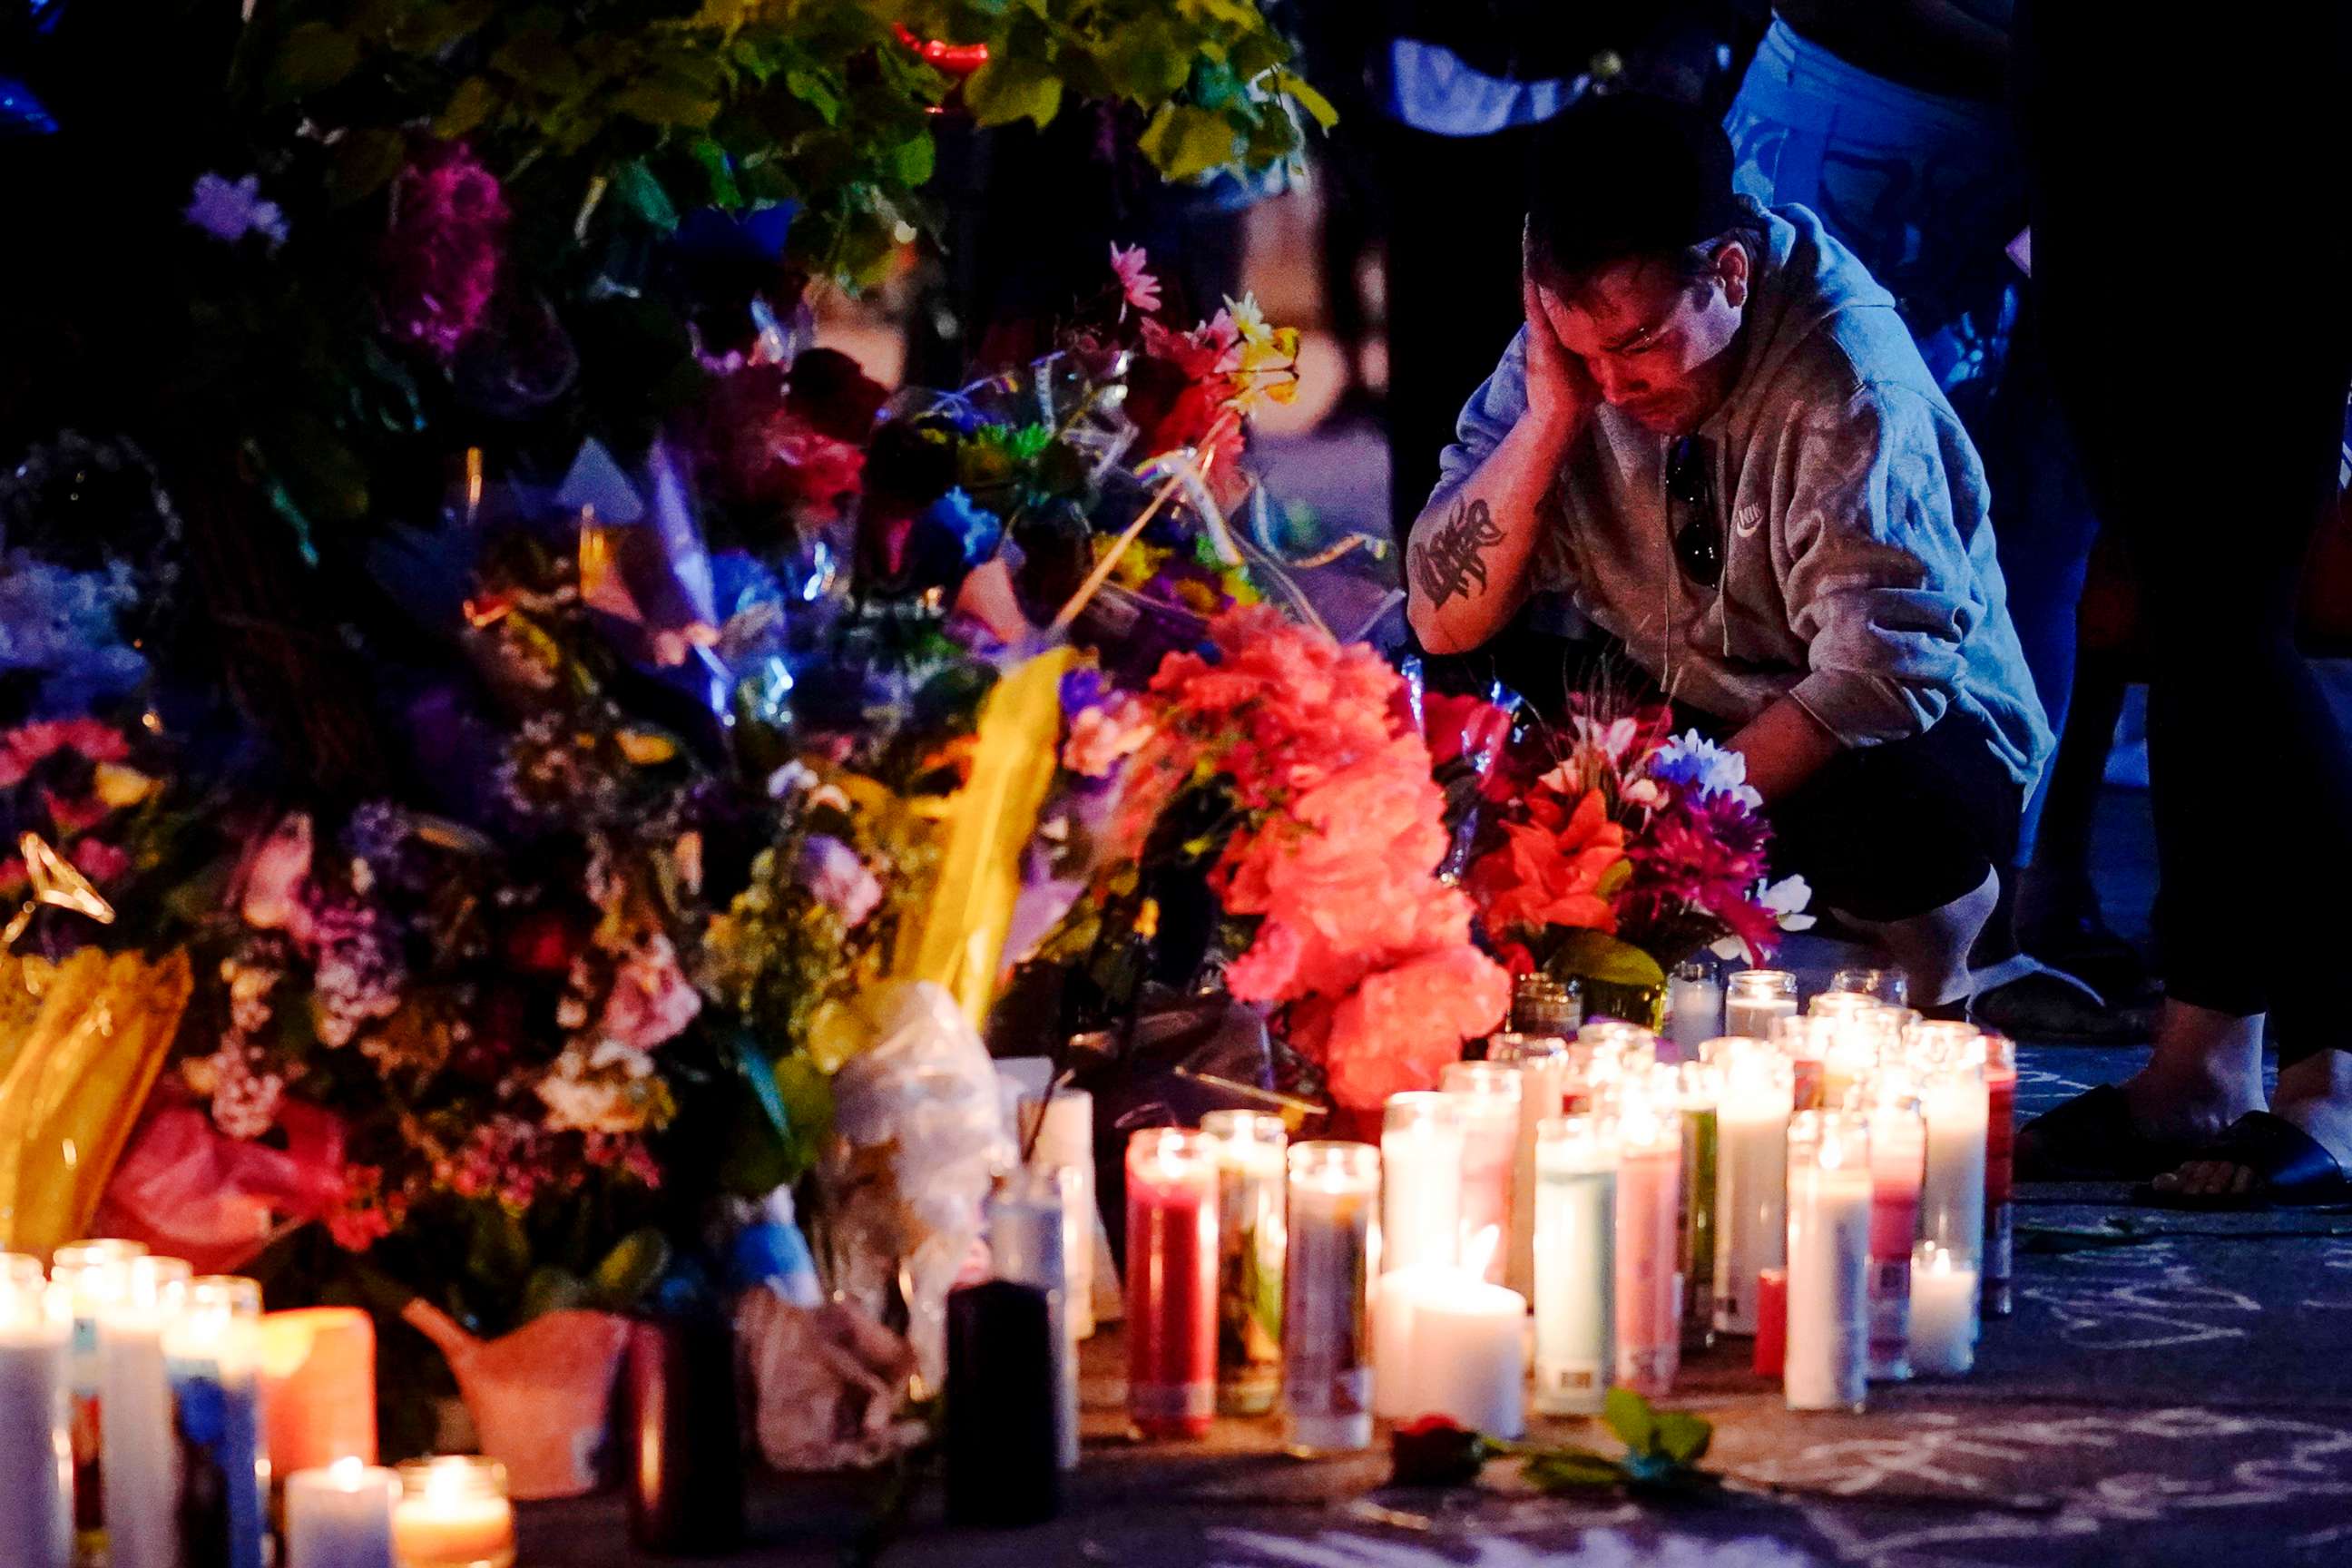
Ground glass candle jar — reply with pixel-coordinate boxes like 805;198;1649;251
392;1456;515;1568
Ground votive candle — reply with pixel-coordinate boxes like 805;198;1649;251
1784;1111;1872;1412
1021;1085;1100;1338
0;1256;70;1568
1981;1033;2018;1318
1675;1063;1719;1350
1406;1274;1526;1438
1712;1046;1794;1334
1772;1015;1836;1112
1863;1087;1925;1381
1282;1142;1377;1454
1828;967;1909;1006
1379;1093;1463;1274
260;1308;378;1471
1724;970;1798;1044
1123;1129;1219;1437
1200;1110;1287;1416
165;1275;269;1568
100;1254;191;1568
52;1238;145;1541
1612;1096;1683;1396
392;1455;514;1568
1488;1033;1571;1299
1921;1057;1989;1272
1440;1062;1521;1285
1665;961;1723;1060
987;1169;1080;1469
1908;1242;1979;1377
285;1459;398;1568
1534;1116;1615;1415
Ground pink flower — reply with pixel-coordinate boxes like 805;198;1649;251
236;813;316;940
1317;945;1513;1111
1110;243;1161;316
799;835;883;928
595;933;701;1053
380;141;508;363
1061;695;1152;779
0;719;130;786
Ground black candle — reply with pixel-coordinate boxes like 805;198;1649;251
623;1315;745;1556
944;1280;1060;1527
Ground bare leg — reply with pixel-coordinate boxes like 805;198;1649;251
2120;1000;2266;1152
2149;1044;2352;1198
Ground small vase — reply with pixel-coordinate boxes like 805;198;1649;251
400;1301;631;1500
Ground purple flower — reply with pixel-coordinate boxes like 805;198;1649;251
307;896;407;1047
799;834;882;928
185;172;288;250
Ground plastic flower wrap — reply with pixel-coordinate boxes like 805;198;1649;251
380;140;508;364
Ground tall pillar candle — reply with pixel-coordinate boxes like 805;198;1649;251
1863;1089;1925;1381
1379;1093;1463;1274
259;1308;377;1471
165;1275;269;1568
988;1170;1081;1469
1724;971;1798;1045
1488;1034;1571;1299
1675;1063;1720;1350
0;1256;71;1568
1908;1241;1979;1376
1980;1034;2017;1318
100;1253;191;1568
1439;1063;1520;1284
1712;1048;1794;1334
1200;1111;1286;1416
1404;1273;1527;1438
284;1459;397;1568
1612;1096;1683;1396
1123;1129;1218;1437
1665;961;1723;1061
1533;1116;1616;1415
53;1238;145;1544
1282;1142;1378;1454
1772;1016;1836;1112
1920;1059;1990;1272
1021;1085;1101;1338
1784;1111;1873;1412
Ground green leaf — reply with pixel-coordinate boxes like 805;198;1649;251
588;1229;671;1309
328;127;407;205
963;56;1064;130
518;1266;590;1323
465;1202;532;1290
1654;1409;1714;1466
274;22;361;93
887;132;936;189
1520;1449;1626;1493
784;65;845;125
616;78;720;129
434;74;500;139
689;137;744;208
1104;20;1190;102
1274;71;1339;131
1230;29;1289;82
612;158;680;231
489;28;581;95
1603;1387;1660;1453
1137;103;1241;182
1550;928;1668;992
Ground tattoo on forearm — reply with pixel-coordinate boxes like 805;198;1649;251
1411;498;1506;608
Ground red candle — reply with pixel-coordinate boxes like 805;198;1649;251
1752;1268;1787;1377
1124;1129;1219;1438
1980;1034;2017;1318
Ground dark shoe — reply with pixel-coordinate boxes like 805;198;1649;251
2133;1112;2352;1210
2020;913;2161;1010
2015;1083;2198;1181
1973;967;2151;1045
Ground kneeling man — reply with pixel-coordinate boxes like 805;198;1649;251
1408;95;2051;1007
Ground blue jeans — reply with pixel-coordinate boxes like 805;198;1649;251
1728;16;2099;858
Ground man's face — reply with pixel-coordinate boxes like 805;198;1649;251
1542;246;1749;436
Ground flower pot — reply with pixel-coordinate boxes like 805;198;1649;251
401;1301;631;1500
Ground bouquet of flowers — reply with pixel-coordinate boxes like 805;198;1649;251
1466;699;1813;1021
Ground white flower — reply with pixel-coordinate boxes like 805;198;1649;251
1759;872;1815;926
1653;728;1763;808
185;172;289;250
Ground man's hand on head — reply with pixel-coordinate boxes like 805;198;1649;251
1521;221;1599;436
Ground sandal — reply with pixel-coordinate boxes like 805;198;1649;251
2014;1083;2197;1181
2133;1112;2352;1210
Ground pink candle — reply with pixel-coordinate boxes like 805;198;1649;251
1439;1063;1519;1286
1612;1102;1683;1397
1865;1089;1925;1381
1981;1034;2017;1318
1124;1129;1219;1437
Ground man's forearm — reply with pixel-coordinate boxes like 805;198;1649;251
1406;412;1575;653
1727;695;1844;805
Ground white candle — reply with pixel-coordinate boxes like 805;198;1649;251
165;1275;270;1568
1724;971;1798;1046
1487;1033;1571;1299
1612;1093;1682;1397
1809;989;1881;1022
1908;1242;1979;1376
1665;963;1723;1060
1406;1276;1527;1438
1379;1093;1463;1274
1785;1112;1873;1412
1863;1085;1925;1382
1371;1266;1443;1420
1533;1116;1615;1415
1920;1059;1989;1270
1440;1063;1520;1285
1282;1142;1377;1454
286;1459;399;1568
100;1254;191;1568
987;1170;1081;1469
0;1257;70;1568
1711;1046;1793;1334
1018;1084;1102;1337
51;1238;146;1541
392;1455;515;1568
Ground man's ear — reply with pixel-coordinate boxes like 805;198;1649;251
1715;240;1751;308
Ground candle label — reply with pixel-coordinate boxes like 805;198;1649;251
1284;1203;1370;1424
1214;1188;1284;1414
1867;1259;1912;1378
1983;1203;2014;1315
172;1374;267;1568
1680;1111;1718;1348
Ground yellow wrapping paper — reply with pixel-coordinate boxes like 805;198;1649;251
0;947;193;1254
894;646;1077;1025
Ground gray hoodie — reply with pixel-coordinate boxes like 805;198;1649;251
1432;199;2053;789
